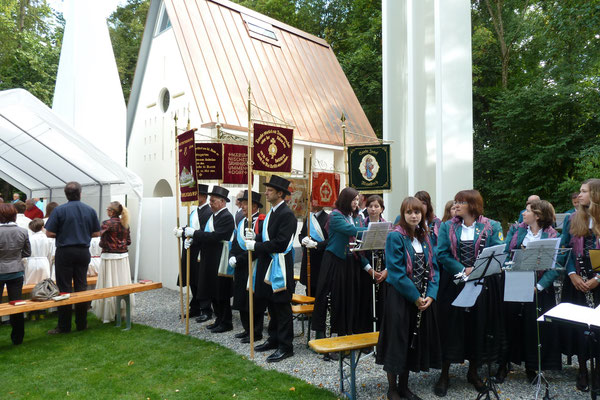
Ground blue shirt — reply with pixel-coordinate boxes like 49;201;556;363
45;201;100;248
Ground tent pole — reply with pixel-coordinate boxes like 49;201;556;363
134;198;142;282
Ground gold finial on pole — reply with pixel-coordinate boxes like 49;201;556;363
216;111;221;140
186;104;191;130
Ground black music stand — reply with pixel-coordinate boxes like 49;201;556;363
505;245;569;400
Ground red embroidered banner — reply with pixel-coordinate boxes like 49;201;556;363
288;178;308;219
311;172;340;207
223;144;249;184
252;123;293;175
177;129;198;204
195;143;223;180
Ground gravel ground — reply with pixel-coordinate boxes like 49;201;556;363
132;286;589;400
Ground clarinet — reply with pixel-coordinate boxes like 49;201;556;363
578;256;595;308
410;257;430;350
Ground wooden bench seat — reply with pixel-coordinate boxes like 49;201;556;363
291;293;315;304
0;282;162;330
309;332;380;400
292;304;314;346
2;276;98;298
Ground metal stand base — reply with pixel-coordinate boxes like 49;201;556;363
476;364;500;400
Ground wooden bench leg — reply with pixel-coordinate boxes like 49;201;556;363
115;295;131;330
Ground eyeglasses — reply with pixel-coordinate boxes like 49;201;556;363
453;201;468;205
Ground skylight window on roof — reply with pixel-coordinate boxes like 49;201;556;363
242;14;279;46
247;22;277;40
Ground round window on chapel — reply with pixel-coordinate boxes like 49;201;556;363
159;88;170;113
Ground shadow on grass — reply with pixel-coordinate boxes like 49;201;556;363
0;314;337;400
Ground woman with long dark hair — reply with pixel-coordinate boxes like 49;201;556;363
434;190;506;396
414;191;442;247
312;187;370;343
559;178;600;391
376;197;441;400
496;200;561;383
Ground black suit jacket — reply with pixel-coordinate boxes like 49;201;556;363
254;202;297;302
231;212;264;310
179;203;213;287
298;211;329;292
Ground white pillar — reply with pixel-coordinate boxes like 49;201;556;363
383;0;473;219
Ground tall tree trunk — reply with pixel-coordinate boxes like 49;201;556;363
484;0;509;88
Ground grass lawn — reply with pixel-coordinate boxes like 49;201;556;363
0;314;337;400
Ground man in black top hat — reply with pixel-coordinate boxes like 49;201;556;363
185;185;235;333
245;175;297;362
174;183;213;320
229;190;265;343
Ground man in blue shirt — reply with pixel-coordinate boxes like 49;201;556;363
45;182;100;334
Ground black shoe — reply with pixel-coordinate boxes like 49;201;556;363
398;388;422;400
266;348;293;363
433;375;448;397
240;335;262;344
467;372;486;393
195;313;213;323
577;369;589;392
387;389;402;400
234;331;249;339
206;321;220;330
494;364;508;384
255;341;278;352
211;324;233;333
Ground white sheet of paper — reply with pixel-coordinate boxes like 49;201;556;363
452;281;483;308
356;222;392;251
504;271;535;302
538;302;600;328
468;244;507;280
524;238;561;269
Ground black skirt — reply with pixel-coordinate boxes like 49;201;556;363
502;286;561;370
560;275;600;362
376;283;442;375
356;267;374;333
312;251;362;336
437;268;507;365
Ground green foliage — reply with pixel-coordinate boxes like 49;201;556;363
107;0;150;104
0;0;63;106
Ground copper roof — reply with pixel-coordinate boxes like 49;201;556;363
163;0;376;146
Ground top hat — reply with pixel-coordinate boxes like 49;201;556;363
239;190;263;209
263;175;291;196
208;186;230;202
197;184;209;195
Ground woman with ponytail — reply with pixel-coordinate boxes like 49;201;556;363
495;200;561;383
376;197;441;400
92;201;133;322
434;190;506;396
558;178;600;392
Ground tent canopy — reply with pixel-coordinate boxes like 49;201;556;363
0;89;142;203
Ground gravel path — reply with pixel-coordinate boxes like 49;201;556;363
132;287;588;400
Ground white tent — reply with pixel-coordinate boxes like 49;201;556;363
0;88;144;279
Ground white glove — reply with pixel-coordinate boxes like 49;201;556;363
244;228;256;240
184;238;193;249
245;240;256;251
301;236;310;246
184;227;195;238
306;239;318;249
173;227;183;238
229;256;237;268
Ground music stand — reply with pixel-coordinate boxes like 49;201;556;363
505;245;570;400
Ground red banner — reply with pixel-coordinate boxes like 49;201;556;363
195;143;223;180
288;178;308;219
311;172;340;207
177;129;198;203
252;123;293;174
223;144;249;184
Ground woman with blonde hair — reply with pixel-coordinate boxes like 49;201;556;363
559;178;600;391
92;201;133;323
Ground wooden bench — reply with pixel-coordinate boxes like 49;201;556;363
292;303;314;346
309;331;380;400
291;293;315;304
0;282;162;330
2;276;98;298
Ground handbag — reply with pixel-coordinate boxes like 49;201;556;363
31;278;60;301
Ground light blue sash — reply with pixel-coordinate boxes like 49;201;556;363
205;214;234;277
262;209;294;293
309;213;325;242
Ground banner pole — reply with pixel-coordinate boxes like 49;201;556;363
174;113;184;323
306;148;313;297
341;113;349;187
247;84;255;360
185;111;193;335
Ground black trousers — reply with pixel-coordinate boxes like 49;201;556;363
266;300;293;352
0;276;24;344
240;309;265;337
212;299;232;328
55;246;90;332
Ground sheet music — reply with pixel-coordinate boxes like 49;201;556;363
555;213;568;230
466;244;506;281
452;281;483;308
512;238;560;270
539;302;600;328
504;271;535;302
355;222;392;251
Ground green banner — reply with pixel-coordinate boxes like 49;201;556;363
347;144;391;192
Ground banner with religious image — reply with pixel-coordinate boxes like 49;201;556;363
311;172;340;207
347;144;391;192
222;144;249;184
177;129;198;203
287;178;308;219
195;143;223;180
252;123;293;175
